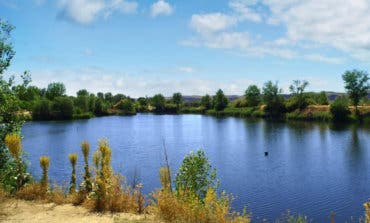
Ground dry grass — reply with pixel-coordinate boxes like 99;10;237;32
150;188;250;223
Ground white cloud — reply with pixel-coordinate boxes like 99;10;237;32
58;0;138;24
184;0;370;62
177;66;196;74
304;54;345;64
27;67;259;97
150;0;173;17
190;13;237;34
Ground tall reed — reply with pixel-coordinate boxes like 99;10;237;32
39;156;50;191
81;141;92;192
68;153;78;193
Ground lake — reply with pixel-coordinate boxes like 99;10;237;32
21;114;370;222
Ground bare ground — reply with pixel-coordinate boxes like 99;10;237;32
0;198;158;223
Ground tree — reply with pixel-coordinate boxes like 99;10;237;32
104;92;113;103
201;94;212;110
113;94;126;104
97;92;104;100
263;81;285;116
175;150;217;200
172;92;183;111
342;70;370;112
288;80;309;110
46;82;66;100
116;99;136;114
245;85;261;107
52;97;74;119
213;89;228;111
0;19;19;173
330;96;350;122
32;100;52;120
151;94;166;113
0;20;15;75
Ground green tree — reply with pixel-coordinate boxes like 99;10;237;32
113;94;126;104
245;85;261;107
263;81;285;116
0;20;15;75
116;99;136;114
342;70;370;112
213;89;228;111
288;80;309;110
172;92;183;111
0;20;31;191
52;97;74;119
151;94;166;113
104;92;113;103
32;99;52;120
175;150;218;200
201;94;212;110
75;89;89;113
330;96;350;122
45;82;66;100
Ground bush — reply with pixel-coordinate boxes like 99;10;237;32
175;150;218;200
330;96;350;122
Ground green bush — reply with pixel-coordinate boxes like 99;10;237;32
330;96;350;122
175;150;218;200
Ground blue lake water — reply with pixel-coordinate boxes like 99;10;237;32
21;114;370;222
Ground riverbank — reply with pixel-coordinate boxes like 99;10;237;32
0;198;156;223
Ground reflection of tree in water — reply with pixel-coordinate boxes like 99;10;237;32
350;125;361;151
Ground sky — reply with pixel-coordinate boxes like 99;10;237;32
1;0;370;97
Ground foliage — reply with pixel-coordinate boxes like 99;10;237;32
175;150;218;200
315;91;329;105
201;94;212;110
287;80;310;110
213;89;228;111
45;82;66;100
172;92;183;112
52;96;74;119
116;98;136;115
342;69;370;110
151;94;166;113
330;96;350;122
32;99;52;120
245;85;261;107
262;81;285;116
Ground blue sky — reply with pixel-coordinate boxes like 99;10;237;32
1;0;370;97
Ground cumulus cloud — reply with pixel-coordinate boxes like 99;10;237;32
27;67;259;97
57;0;138;24
184;0;370;62
150;0;173;17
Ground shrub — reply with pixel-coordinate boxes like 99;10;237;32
175;150;218;200
4;133;31;192
330;96;350;122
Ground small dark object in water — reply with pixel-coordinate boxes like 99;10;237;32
264;152;268;156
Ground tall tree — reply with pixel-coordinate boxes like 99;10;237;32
263;81;285;116
213;89;228;111
288;80;309;110
201;94;212;110
245;85;261;107
151;94;166;113
46;82;66;100
172;92;183;111
342;70;370;112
